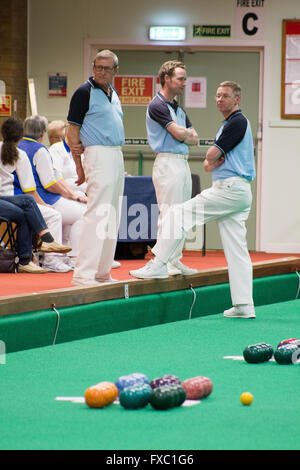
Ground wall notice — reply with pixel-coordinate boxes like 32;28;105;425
235;0;265;39
48;73;67;97
185;77;207;108
0;95;11;116
114;76;154;105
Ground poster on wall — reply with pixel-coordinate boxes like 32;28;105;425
281;19;300;118
0;95;11;116
113;75;154;105
48;73;67;97
185;77;207;108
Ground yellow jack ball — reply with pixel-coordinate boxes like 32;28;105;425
240;392;253;406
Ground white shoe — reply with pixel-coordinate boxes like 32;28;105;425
60;256;75;270
168;260;198;276
43;258;73;273
112;260;121;269
130;260;168;279
223;305;256;319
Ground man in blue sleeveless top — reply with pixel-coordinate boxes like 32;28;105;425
147;61;199;276
66;50;125;285
131;81;256;319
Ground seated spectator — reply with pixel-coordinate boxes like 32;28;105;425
47;120;66;146
0;194;71;273
0;117;72;272
49;126;87;194
18;115;87;266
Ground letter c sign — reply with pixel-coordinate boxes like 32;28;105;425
242;12;258;35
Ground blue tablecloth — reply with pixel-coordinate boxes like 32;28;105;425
118;176;158;242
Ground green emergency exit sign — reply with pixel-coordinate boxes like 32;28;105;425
193;25;231;37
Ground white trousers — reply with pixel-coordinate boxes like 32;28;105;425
38;204;62;242
153;153;192;263
52;197;86;257
65;178;88;195
73;145;124;282
153;177;253;306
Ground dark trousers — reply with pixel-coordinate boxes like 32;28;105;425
0;195;47;260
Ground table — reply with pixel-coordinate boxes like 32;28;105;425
116;174;205;258
1;297;300;450
118;176;158;243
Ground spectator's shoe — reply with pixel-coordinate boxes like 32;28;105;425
223;305;256;319
39;240;72;254
112;260;121;268
168;260;198;276
18;261;48;274
130;260;168;279
60;256;75;270
43;258;73;273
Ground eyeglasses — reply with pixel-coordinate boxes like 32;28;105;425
215;94;234;100
93;65;116;73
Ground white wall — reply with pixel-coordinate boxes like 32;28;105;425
28;0;300;253
259;2;300;253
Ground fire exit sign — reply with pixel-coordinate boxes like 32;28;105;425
193;25;231;37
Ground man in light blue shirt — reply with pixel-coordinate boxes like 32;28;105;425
66;50;125;285
146;61;199;276
131;81;256;320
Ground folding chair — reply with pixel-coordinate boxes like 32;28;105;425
0;217;17;272
0;217;17;251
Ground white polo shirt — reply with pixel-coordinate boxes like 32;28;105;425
0;142;36;196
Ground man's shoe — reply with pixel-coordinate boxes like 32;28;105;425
43;258;73;273
223;305;256;319
18;261;48;274
39;240;72;254
168;260;198;276
112;260;121;268
130;260;168;279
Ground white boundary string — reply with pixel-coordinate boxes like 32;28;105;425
188;285;196;320
296;272;300;300
52;304;60;345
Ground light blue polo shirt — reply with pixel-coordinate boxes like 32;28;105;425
67;77;125;147
212;110;256;182
146;93;191;154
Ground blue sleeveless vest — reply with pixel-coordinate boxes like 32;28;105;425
18;138;61;205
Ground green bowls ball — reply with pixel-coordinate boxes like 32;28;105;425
274;344;299;365
243;342;273;364
149;384;186;410
119;383;152;409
